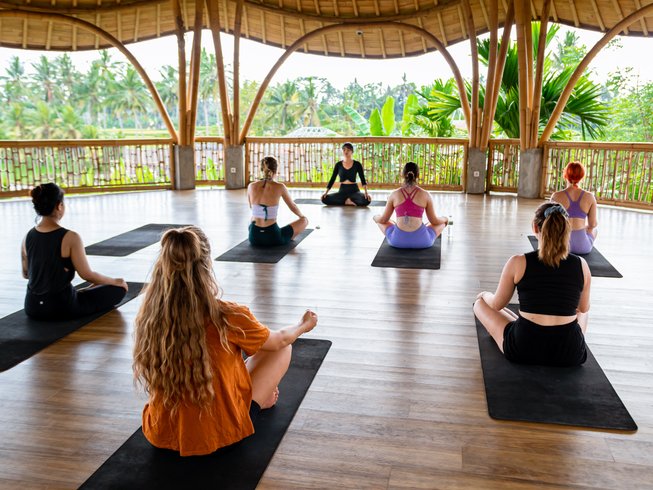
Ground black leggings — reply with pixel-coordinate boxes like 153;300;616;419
24;283;127;321
321;184;370;206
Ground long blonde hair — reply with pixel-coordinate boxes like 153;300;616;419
534;202;571;267
133;226;241;412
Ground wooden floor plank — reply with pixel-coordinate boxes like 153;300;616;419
0;189;652;489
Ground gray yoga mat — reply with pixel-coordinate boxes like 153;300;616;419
79;338;332;490
527;235;622;278
216;229;313;263
294;198;386;207
371;234;442;269
474;304;636;430
85;224;190;256
0;282;145;372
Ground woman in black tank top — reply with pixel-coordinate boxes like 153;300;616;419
473;202;592;367
321;143;371;206
21;183;128;321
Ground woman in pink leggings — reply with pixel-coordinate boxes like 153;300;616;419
550;162;598;255
373;162;448;248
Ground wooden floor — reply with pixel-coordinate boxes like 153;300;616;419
1;188;652;489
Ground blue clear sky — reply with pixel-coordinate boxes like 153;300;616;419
1;25;651;89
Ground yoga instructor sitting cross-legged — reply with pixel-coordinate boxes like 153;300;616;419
321;142;371;206
473;202;592;367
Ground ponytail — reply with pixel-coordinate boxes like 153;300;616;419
402;161;419;187
260;156;278;188
533;203;570;267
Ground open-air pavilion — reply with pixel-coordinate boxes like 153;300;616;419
1;1;652;488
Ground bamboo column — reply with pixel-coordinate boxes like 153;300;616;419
186;0;204;145
207;0;233;145
172;0;188;146
514;0;531;150
530;0;552;146
232;0;244;143
462;0;480;147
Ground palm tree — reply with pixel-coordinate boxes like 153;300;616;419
30;56;56;104
198;49;218;134
296;77;327;127
1;56;28;104
55;53;78;105
56;105;84;139
27;101;58;139
156;65;179;121
263;80;301;132
106;66;153;128
427;23;608;140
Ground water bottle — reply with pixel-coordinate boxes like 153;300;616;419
447;215;454;238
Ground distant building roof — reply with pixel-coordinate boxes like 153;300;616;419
285;126;339;138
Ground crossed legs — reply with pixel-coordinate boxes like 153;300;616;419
246;344;292;409
473;296;518;353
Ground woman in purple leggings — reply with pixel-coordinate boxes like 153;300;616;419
550;161;598;255
373;162;448;249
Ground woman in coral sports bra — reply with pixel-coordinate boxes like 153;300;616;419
373;162;449;249
550;161;598;255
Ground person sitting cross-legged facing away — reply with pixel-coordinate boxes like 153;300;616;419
549;161;598;255
373;162;448;249
133;226;318;456
21;183;127;321
473;202;592;367
248;156;308;247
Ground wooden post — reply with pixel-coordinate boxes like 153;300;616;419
206;0;232;145
233;0;244;143
479;0;498;150
530;0;552;147
462;0;480;148
172;0;188;146
187;0;204;144
514;0;531;150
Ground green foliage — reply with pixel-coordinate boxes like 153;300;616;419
343;106;370;135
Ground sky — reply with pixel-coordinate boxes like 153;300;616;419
1;24;652;90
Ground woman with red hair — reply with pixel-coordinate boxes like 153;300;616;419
550;161;598;254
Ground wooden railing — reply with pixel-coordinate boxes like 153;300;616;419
544;141;653;209
245;137;468;190
487;139;520;192
0;139;173;197
194;137;225;184
1;137;651;210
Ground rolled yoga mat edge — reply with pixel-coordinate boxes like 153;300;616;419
215;229;313;263
474;305;636;431
85;224;191;256
0;282;145;372
371;234;442;269
79;337;332;490
527;235;622;278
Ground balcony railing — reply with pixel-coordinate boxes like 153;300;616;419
544;141;653;209
0;139;173;197
245;137;468;190
1;137;651;209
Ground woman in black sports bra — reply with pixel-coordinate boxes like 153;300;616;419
473;202;592;367
21;183;128;321
321;142;371;206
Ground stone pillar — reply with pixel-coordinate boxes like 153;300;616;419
466;147;487;194
173;144;195;190
517;148;544;198
225;144;245;189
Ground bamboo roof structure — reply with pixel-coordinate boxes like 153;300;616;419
0;0;651;58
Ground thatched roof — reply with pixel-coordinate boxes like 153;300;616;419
0;0;651;58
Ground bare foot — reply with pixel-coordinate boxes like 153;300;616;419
344;198;355;206
260;386;280;409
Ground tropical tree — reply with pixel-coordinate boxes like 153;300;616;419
1;56;28;104
426;23;608;140
156;65;179;122
410;80;458;137
31;56;57;104
263;80;301;132
106;66;153;128
27;101;58;139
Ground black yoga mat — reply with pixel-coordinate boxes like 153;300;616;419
474;305;636;430
371;234;442;269
0;282;144;372
216;229;313;264
80;338;332;490
294;198;387;207
527;235;622;278
85;224;190;256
